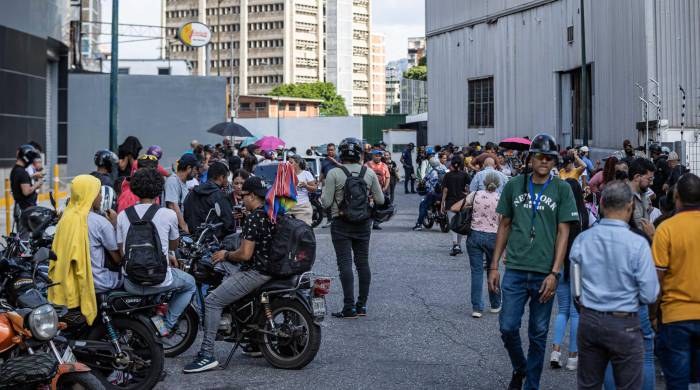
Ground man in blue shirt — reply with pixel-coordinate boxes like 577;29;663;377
569;181;659;389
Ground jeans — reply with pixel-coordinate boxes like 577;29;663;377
657;319;700;390
578;309;644;390
446;210;464;246
199;263;270;356
331;218;372;311
404;166;415;193
603;305;655;390
499;269;555;390
466;230;500;311
417;192;438;225
552;273;579;353
124;268;196;330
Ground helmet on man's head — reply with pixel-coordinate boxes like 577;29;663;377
17;144;40;165
94;149;118;172
528;134;558;157
425;146;435;155
338;137;364;162
100;185;117;213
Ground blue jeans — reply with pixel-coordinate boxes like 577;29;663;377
416;192;438;225
124;268;197;330
466;230;500;311
603;305;655;390
657;319;700;390
499;269;555;390
551;273;578;353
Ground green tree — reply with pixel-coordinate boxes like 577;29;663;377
403;65;427;81
269;82;348;116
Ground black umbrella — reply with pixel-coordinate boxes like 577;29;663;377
207;121;253;137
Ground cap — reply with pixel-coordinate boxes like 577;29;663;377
178;153;200;170
668;151;679;161
241;176;268;198
371;149;384;155
580;146;589;152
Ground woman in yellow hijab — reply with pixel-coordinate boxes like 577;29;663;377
49;174;101;324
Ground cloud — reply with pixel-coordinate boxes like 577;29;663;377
372;0;425;63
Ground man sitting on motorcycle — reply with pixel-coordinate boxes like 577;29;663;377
183;176;273;373
412;158;446;231
183;161;236;238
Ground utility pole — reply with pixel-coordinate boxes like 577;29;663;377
277;99;281;138
109;0;119;152
579;0;588;147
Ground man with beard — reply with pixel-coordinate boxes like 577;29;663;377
627;158;656;228
165;153;199;233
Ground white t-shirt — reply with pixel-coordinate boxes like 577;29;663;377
88;212;122;293
116;204;179;287
296;170;315;205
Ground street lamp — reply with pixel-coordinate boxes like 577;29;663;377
109;0;119;152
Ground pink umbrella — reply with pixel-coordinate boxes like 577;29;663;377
499;137;531;151
255;136;285;151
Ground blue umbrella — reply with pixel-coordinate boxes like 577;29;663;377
241;136;260;147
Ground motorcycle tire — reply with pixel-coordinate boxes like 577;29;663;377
439;218;450;233
56;372;106;390
422;214;435;229
87;317;164;390
163;305;199;357
311;202;323;228
259;299;321;370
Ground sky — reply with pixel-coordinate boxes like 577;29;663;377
102;0;425;64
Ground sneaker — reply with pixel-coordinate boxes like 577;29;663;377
565;356;578;371
241;343;263;358
183;353;219;373
471;311;482;318
489;306;502;314
508;371;526;390
332;308;358;319
449;245;461;256
550;350;562;369
372;224;382;230
356;305;367;316
412;224;423;231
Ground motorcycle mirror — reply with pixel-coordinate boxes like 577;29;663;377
49;191;57;210
214;203;221;217
33;247;51;263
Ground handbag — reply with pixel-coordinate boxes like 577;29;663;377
449;192;475;236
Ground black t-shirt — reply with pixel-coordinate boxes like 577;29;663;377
10;165;36;210
90;171;114;187
240;207;274;272
442;170;470;209
321;158;336;177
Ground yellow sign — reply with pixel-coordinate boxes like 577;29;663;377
177;22;212;47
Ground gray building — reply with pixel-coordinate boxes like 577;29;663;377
426;0;700;153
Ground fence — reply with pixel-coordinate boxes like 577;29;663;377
683;141;700;175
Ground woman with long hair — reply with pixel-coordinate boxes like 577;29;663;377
588;156;618;194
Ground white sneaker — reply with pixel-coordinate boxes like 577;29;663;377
489;306;501;314
566;356;578;370
471;311;482;318
550;350;562;369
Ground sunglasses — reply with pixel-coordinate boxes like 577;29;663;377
533;153;556;162
138;154;158;161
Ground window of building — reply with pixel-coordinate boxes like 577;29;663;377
157;67;171;75
468;77;494;128
255;102;267;111
240;103;251;111
300;104;307;112
288;103;296;111
118;67;130;74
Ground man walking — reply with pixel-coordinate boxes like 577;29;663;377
401;143;416;194
652;173;700;389
488;134;579;390
570;181;659;389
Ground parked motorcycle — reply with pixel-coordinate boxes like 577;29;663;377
422;199;450;233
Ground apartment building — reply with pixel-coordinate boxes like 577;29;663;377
80;0;102;71
407;36;425;68
369;33;385;115
163;0;324;98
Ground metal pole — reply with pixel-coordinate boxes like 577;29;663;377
680;85;686;139
230;17;235;120
109;0;119;152
579;0;588;147
277;100;281;138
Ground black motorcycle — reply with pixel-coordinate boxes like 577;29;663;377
309;189;324;228
423;199;450;233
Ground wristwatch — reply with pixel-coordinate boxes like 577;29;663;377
549;272;561;281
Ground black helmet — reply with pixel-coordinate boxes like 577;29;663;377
18;206;57;238
338;137;364;162
528;134;559;156
17;144;40;165
94;149;118;172
648;144;662;155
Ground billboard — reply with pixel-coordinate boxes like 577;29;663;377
177;22;211;47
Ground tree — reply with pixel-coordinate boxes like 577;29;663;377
269;82;348;116
403;65;427;81
418;56;427;67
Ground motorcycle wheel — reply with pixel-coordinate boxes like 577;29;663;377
87;317;164;390
439;217;450;233
310;202;323;228
57;372;106;390
163;305;199;357
422;213;435;229
259;299;321;370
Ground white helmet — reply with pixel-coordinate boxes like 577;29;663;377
100;185;116;214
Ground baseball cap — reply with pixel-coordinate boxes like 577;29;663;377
178;153;200;170
668;151;679;161
580;146;589;152
241;176;268;198
371;149;384;155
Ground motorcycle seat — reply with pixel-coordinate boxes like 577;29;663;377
260;275;300;291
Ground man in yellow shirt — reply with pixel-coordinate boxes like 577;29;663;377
558;149;588;187
652;173;700;389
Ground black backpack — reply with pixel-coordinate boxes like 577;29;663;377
337;166;371;223
266;214;316;277
123;205;168;286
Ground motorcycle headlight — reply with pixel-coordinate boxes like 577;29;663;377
28;304;58;341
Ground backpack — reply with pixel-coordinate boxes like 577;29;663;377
337;166;371;223
266;214;316;277
123;205;168;286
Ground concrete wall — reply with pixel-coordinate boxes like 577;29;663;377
68;74;227;177
0;0;69;42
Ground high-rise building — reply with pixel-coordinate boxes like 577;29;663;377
164;0;324;99
407;36;425;67
385;65;401;113
326;0;373;116
79;0;102;71
369;33;385;115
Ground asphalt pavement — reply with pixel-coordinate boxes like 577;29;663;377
158;192;578;390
